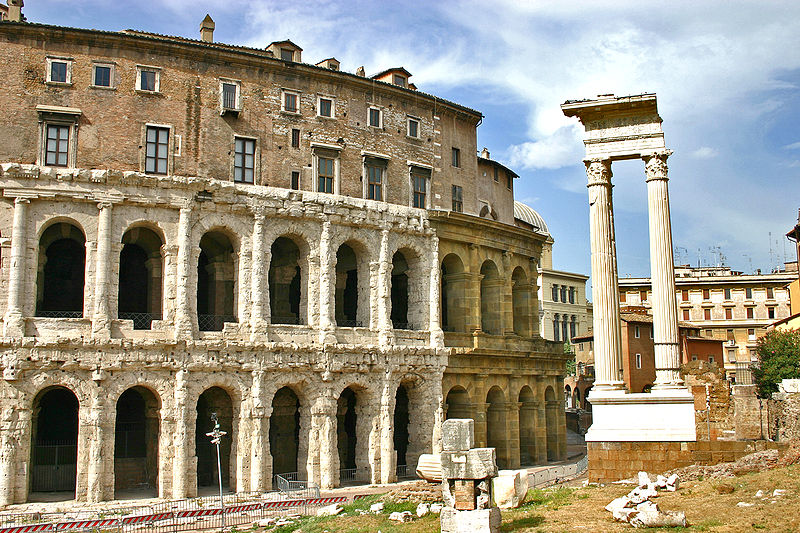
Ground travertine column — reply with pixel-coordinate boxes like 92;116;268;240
318;220;336;343
316;395;338;489
379;373;396;484
428;236;444;347
250;212;267;337
3;198;29;337
0;392;26;505
644;150;682;387
249;370;267;491
175;206;194;339
86;384;108;502
172;369;191;498
92;202;113;338
377;228;393;343
585;158;624;390
467;244;482;332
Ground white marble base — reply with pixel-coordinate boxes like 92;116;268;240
585;387;696;442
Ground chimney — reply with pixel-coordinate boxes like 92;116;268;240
200;14;215;43
355;66;365;77
8;0;23;22
480;147;490;159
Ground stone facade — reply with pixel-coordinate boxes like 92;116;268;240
0;16;565;505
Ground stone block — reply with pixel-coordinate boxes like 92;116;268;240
491;470;528;509
441;506;501;533
441;448;497;479
779;379;800;393
443;419;475;451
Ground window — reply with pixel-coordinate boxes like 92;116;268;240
709;356;715;364
767;287;774;299
704;308;711;320
44;124;70;167
92;63;114;88
221;80;240;112
451;185;463;212
570;316;577;339
234;137;255;183
412;171;427;208
282;90;299;113
681;289;689;301
726;328;734;341
407;117;420;138
317;156;335;193
561;286;567;302
691;355;698;361
724;288;731;300
635;353;642;369
728;349;736;362
493;166;499;182
368;107;382;128
46;57;71;84
451;147;460;168
640;290;647;302
393;74;406;87
649;327;653;339
569;287;575;304
725;308;732;320
552;286;559;302
634;325;640;338
705;329;713;336
745;287;753;299
291;128;300;148
746;307;754;319
281;48;294;62
318;96;334;118
507;172;513;190
768;306;775;319
683;309;690;320
620;292;627;303
703;288;710;300
553;317;560;342
137;66;160;92
145;126;169;175
748;328;756;340
290;170;300;190
366;163;383;201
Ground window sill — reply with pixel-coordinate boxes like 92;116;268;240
281;110;301;116
406;134;421;141
221;108;241;117
316;114;336;120
135;89;162;96
90;85;116;91
45;81;72;87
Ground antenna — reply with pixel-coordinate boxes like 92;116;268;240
769;231;775;273
742;253;753;274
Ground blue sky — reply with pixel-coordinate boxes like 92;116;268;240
21;0;800;284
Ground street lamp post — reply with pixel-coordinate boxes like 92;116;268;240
206;412;227;528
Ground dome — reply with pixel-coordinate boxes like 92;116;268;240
514;201;549;236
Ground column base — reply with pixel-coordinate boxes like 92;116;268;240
585;387;696;442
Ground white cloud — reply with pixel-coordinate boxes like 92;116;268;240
507;126;584;171
690;147;718;159
785;141;800;150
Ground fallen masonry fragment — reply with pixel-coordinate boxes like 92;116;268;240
605;471;687;529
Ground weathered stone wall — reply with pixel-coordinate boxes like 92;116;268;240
682;361;734;441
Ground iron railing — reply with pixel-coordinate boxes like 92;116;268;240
119;312;161;330
271;316;302;325
736;362;754;385
337;320;363;328
392;322;412;330
274;474;319;500
31;443;78;492
35;310;83;318
396;464;411;479
339;468;357;482
197;314;237;331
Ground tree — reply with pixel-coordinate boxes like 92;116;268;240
752;329;800;397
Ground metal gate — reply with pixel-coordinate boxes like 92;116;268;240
31;443;77;492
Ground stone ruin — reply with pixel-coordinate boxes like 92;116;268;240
440;418;501;533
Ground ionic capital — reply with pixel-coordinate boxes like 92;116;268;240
13;197;30;206
643;150;673;182
584;158;613;187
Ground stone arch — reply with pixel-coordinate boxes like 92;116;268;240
445;386;472;420
390;246;426;330
195;386;235;490
119;225;164;329
336;384;373;483
518;386;536;465
36;221;86;317
512;266;530;336
197;229;238;331
564;384;572;408
480;260;502;334
486;386;509;469
544;386;558;461
114;386;160;497
269;234;310;325
29;386;79;497
270;386;301;479
334;239;370;327
441;253;467;332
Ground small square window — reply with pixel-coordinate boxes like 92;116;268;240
283;90;299;113
145;125;170;175
682;309;690;320
92;63;114;88
281;48;294;62
634;325;640;338
635;353;642;369
318;97;334;118
704;308;711;320
393;74;406;87
291;128;300;148
234;137;255;183
47;58;72;84
368;107;382;128
290;170;300;190
745;287;753;299
451;185;463;212
137;66;160;92
452;147;460;168
407;117;419;138
221;81;240;112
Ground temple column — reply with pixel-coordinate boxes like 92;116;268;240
428;236;444;347
92;202;113;339
644;151;682;388
250;212;267;338
4;198;29;337
174;206;194;339
585;158;624;390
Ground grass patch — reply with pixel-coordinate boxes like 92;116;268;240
521;487;575;510
501;515;544;531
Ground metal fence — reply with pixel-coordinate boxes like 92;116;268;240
736;362;754;385
339;468;357;483
528;455;588;489
274;474;320;500
197;314;237;332
118;312;161;330
35;311;83;319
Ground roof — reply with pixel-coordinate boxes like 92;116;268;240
514;202;549;236
478;154;519;179
371;67;412;79
268;39;302;51
620;311;696;329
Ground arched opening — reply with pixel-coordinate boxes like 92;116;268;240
390;251;409;329
337;387;359;482
335;243;368;327
119;226;164;329
30;387;79;497
512;267;530;336
445;386;472;420
393;384;410;475
564;385;572;408
486;386;509;469
480;260;502;335
270;236;304;325
36;222;85;317
114;386;160;497
197;231;237;331
518;386;536;466
544;386;558;461
270;387;300;479
573;388;581;410
195;387;234;490
441;253;466;332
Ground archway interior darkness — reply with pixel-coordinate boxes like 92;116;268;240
480;260;501;335
445;386;472;420
119;227;164;329
564;385;572;408
196;387;233;488
545;386;558;461
114;387;159;495
337;387;357;473
335;244;359;326
197;231;236;331
270;387;300;477
486;386;508;469
270;237;302;324
390;252;409;329
30;387;78;494
512;267;529;336
393;385;410;468
36;223;85;317
441;254;466;332
518;386;536;465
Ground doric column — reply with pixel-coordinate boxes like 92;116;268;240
377;228;393;343
250;212;267;337
428;235;444;347
249;370;267;492
379;372;396;484
174;206;194;339
313;394;338;489
172;369;191;498
3;198;29;337
86;383;109;502
467;244;482;332
92;202;113;339
644;150;683;387
585;158;624;390
317;220;336;344
0;394;27;505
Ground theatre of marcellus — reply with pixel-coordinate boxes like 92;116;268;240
0;4;569;505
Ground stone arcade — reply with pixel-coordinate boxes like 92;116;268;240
0;12;566;504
